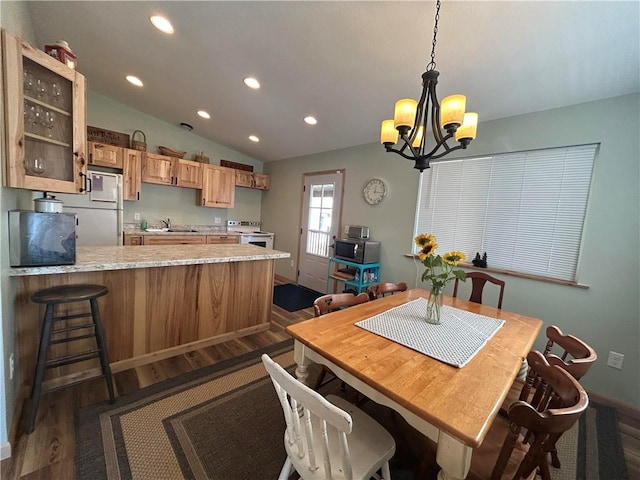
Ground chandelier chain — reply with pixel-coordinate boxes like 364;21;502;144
427;0;441;72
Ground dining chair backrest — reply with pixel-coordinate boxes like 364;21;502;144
543;325;597;381
489;350;588;480
453;271;505;309
313;292;370;317
261;353;395;480
367;282;407;300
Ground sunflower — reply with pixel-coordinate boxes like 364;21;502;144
443;251;466;266
415;234;438;261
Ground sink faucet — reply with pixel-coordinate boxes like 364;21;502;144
161;218;171;229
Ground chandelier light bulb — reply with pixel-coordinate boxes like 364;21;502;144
455;112;478;141
380;119;398;144
440;95;466;130
393;99;418;131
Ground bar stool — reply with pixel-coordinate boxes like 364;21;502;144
28;284;115;433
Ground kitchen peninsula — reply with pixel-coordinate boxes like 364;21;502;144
10;244;289;390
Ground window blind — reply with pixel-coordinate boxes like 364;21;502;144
414;144;597;282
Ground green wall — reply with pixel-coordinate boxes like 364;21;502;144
263;94;640;407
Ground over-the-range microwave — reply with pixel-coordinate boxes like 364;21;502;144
333;238;380;264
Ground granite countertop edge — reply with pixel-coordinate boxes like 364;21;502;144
7;245;290;276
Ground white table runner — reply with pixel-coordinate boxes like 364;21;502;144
355;298;505;367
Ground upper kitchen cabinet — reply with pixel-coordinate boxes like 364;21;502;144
122;148;142;201
142;153;202;189
88;141;123;168
235;170;270;190
1;30;87;193
198;164;235;208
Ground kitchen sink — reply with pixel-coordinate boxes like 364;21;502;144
168;228;198;233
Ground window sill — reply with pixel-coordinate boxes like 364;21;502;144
404;254;589;289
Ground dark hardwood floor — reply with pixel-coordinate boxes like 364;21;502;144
1;284;638;479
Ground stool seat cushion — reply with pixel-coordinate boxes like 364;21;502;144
31;284;109;304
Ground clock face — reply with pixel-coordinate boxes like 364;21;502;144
363;178;387;205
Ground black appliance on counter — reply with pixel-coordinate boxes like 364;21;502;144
9;210;76;267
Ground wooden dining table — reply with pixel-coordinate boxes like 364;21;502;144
285;288;543;480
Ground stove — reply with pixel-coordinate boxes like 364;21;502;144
228;220;274;248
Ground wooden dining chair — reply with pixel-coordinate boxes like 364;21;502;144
453;271;505;309
313;292;370;317
367;282;407;300
262;353;396;480
509;325;597;469
469;350;589;480
313;292;370;391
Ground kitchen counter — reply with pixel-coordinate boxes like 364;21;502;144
11;243;289;392
9;244;287;276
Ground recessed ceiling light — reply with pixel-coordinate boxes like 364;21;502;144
249;135;260;143
304;116;318;126
197;110;211;119
243;77;261;89
126;75;143;87
150;15;174;34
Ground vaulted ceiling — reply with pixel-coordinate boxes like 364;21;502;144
26;1;640;162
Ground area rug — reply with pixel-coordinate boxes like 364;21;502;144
550;401;628;480
77;341;628;480
272;283;323;312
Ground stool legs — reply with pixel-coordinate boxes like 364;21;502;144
28;304;54;433
90;297;115;403
28;292;116;433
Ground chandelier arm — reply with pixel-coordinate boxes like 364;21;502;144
409;83;430;146
429;86;445;145
430;143;467;160
421;131;455;159
384;144;422;162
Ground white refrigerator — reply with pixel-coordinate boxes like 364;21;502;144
55;171;123;246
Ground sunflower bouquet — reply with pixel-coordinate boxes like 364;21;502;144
415;234;467;323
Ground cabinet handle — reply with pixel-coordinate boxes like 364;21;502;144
137;191;140;200
79;172;92;193
89;153;93;163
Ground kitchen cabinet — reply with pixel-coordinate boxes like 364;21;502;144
175;159;202;189
142;153;202;189
206;235;239;244
123;234;143;245
122;148;142;201
2;30;87;193
88;141;123;168
235;170;270;190
141;152;173;185
198;164;235;208
143;235;206;246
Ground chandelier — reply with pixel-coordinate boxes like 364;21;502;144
380;0;478;172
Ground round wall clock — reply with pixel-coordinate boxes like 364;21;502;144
363;178;387;205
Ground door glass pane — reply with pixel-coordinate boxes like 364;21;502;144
306;182;334;257
22;57;74;181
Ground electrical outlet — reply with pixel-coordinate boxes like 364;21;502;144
607;351;624;370
214;217;221;224
134;212;140;221
9;353;14;380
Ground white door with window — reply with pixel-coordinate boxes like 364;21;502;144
298;171;344;293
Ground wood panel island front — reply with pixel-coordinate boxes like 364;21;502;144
10;244;289;392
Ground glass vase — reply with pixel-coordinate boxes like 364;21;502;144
426;291;443;325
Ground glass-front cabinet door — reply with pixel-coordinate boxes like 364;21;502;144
2;30;87;193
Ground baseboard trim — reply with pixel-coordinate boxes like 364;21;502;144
275;274;296;284
588;390;640;420
0;441;11;460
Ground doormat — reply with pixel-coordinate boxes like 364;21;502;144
273;283;323;312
